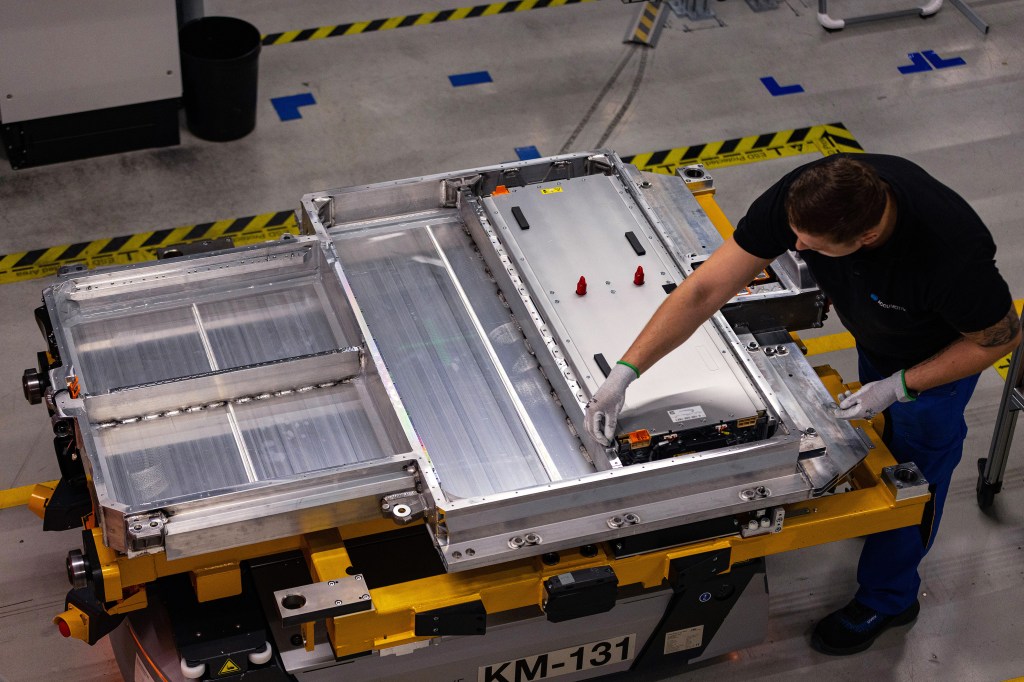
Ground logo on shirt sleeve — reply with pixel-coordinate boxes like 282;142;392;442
870;293;907;312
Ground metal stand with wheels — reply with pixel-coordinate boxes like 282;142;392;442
977;337;1024;509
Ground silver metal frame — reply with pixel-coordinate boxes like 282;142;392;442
300;151;870;572
44;237;428;557
40;151;873;569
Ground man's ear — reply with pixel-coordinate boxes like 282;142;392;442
859;229;881;246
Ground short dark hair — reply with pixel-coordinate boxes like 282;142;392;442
785;157;888;243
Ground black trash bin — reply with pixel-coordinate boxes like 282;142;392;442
179;16;261;142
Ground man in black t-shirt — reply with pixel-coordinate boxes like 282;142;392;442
585;155;1019;655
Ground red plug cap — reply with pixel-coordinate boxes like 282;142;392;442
634;266;645;285
56;618;71;638
576;276;587;296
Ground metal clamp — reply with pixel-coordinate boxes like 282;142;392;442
273;576;373;627
381;491;426;525
125;512;167;551
881;463;930;501
677;164;714;194
739;507;785;538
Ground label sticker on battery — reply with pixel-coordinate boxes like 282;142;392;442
668;406;706;423
541;187;563;194
479;634;636;681
664;625;704;654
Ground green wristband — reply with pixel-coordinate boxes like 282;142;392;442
617;360;641;378
900;369;917;401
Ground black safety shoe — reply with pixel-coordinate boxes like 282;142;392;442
811;599;920;655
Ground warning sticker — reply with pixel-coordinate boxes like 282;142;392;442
541;187;563;194
664;625;704;654
667;406;706;423
218;658;242;676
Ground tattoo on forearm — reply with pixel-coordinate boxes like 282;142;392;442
965;307;1021;348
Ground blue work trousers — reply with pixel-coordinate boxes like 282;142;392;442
854;350;980;615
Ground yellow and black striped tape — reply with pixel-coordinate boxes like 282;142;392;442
623;122;864;175
0;210;299;285
261;0;596;46
0;124;860;286
627;1;663;45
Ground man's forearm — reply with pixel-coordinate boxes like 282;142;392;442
620;281;729;374
617;238;773;375
905;332;1020;394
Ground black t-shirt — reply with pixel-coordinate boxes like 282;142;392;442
733;153;1012;376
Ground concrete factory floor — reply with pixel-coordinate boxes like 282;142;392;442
1;0;1022;680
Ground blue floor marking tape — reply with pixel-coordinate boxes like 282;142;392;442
760;77;804;96
515;145;541;160
898;53;933;74
272;93;317;121
922;50;966;69
449;71;493;87
899;50;966;74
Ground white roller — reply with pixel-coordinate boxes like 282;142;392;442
179;659;205;679
249;641;273;665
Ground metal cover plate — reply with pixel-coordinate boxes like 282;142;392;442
486;175;766;433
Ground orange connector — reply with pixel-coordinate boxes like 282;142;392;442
627;429;652;450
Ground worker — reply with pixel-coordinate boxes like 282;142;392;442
585;154;1019;656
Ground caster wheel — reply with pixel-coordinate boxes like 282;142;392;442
180;658;206;679
249;641;273;665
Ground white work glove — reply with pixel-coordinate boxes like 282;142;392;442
834;369;916;420
584;363;639;446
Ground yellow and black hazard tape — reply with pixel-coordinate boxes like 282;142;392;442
623;122;864;175
627;1;664;46
0;210;299;285
0;123;859;286
261;0;596;46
